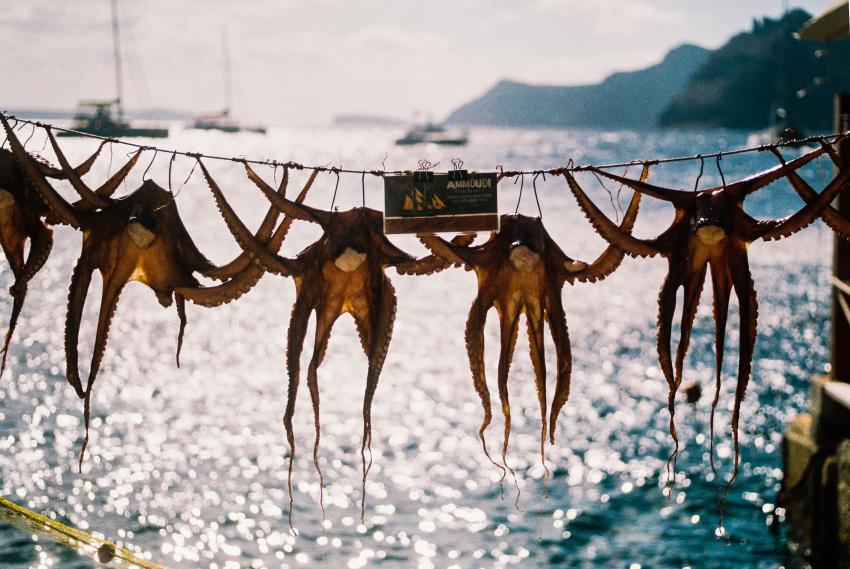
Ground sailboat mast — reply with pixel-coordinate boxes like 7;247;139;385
223;25;232;114
111;0;124;116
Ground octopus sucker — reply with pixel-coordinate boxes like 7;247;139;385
421;187;642;484
572;146;848;504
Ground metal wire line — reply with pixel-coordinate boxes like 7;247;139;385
4;112;849;179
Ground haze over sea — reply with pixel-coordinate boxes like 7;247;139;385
0;124;832;568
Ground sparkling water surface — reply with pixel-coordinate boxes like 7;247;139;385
0;125;835;568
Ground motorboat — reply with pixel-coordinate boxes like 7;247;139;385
396;122;468;146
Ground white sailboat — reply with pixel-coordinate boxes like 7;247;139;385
191;27;265;134
60;0;168;138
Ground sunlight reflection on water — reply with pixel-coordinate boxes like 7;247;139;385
0;125;833;568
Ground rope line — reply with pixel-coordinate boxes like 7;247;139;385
3;112;849;179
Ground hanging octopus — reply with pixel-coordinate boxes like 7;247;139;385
418;171;644;477
192;160;464;525
3;117;308;468
0;130;111;373
563;143;850;501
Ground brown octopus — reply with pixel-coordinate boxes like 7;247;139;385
564;144;849;498
0;128;112;372
195;161;462;525
4;118;307;467
419;172;644;477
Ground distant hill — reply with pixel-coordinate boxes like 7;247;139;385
660;9;850;130
446;44;711;129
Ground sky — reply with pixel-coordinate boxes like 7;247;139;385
0;0;833;126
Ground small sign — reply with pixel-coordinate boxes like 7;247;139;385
383;172;499;234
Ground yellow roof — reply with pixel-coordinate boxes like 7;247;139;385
798;0;849;41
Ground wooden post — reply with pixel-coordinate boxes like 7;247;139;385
831;93;850;381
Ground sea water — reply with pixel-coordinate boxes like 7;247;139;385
0;125;834;568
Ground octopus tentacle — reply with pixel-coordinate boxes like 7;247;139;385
359;278;397;521
526;308;549;472
674;261;708;397
666;260;708;474
200;168;292;280
38;140;106;180
656;266;681;478
732;143;829;198
245;163;328;226
178;173;313;305
564;172;659;258
85;273;126;395
1;116;82;228
64;261;92;398
307;309;338;520
396;234;477;275
1;293;24;375
496;305;521;479
775;152;850;239
546;292;572;445
1;225;53;374
46;128;141;207
721;253;758;517
0;216;25;374
708;260;732;480
754;166;850;242
283;294;312;531
572;188;643;283
14;223;53;294
198;160;298;276
588;166;693;208
417;234;470;267
175;293;186;367
464;291;504;477
177;264;267;307
78;274;126;468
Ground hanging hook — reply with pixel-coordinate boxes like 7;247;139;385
106;142;114;177
693;155;705;192
329;168;341;211
179;158;198;193
715;154;726;188
590;169;620;224
361;171;366;207
142;148;158;181
22;123;36;148
532;172;544;219
168;151;177;192
513;173;525;215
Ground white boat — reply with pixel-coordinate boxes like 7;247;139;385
396;122;468;146
190;27;266;134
